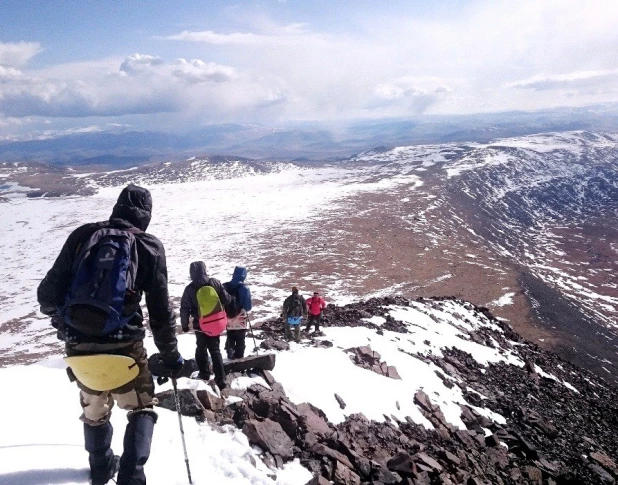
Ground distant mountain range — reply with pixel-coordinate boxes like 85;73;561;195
2;104;618;166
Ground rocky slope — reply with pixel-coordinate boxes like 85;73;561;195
159;297;618;485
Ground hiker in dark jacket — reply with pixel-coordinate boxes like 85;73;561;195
37;184;183;485
223;266;252;359
282;286;307;343
180;261;233;389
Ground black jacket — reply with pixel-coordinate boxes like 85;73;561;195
180;261;233;331
283;292;307;318
37;185;180;362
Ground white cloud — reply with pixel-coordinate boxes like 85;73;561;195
163;22;309;45
154;0;618;117
119;53;165;75
171;59;237;84
164;30;264;45
3;0;618;130
0;41;41;67
0;54;275;120
371;78;450;114
507;69;618;91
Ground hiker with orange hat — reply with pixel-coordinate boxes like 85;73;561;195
281;286;307;343
305;291;326;334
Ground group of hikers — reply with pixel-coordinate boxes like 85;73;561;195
36;184;327;485
282;286;327;342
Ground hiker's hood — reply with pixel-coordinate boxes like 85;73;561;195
190;261;209;285
109;184;152;231
229;266;247;286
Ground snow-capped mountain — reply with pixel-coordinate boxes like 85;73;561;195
1;130;617;381
1;129;617;484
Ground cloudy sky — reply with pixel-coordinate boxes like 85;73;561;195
1;0;618;139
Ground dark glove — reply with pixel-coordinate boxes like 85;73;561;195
50;314;67;342
149;353;185;379
50;314;62;329
40;304;57;316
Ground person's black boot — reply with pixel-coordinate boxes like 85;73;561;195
85;421;118;485
117;410;157;485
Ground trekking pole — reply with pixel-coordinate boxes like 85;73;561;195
171;378;193;485
246;314;259;355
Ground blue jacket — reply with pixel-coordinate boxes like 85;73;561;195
224;266;252;312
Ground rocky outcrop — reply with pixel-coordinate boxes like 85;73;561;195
155;296;617;484
346;345;401;379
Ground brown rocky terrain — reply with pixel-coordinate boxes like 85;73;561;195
156;297;618;485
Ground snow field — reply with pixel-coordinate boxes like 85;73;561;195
0;358;311;485
269;301;518;429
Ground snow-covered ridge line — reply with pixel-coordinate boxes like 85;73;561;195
4;295;614;484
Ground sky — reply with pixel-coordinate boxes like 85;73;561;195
1;0;618;139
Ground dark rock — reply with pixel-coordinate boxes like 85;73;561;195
589;463;616;484
297;402;334;437
590;452;618;475
260;339;290;351
484;433;500;447
335;393;347;409
260;369;278;386
242;419;294;460
387;453;417;475
333;461;361;485
346;345;401;379
195;389;226;411
371;465;401;483
438;449;461;467
310;443;354;469
224;353;276;373
353;455;372;478
155;388;205;417
523;465;543;484
466;478;486;485
536;457;560;476
414;452;444;473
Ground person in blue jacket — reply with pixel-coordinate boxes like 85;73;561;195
223;266;252;359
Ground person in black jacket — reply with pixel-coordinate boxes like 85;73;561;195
180;261;233;389
37;184;184;485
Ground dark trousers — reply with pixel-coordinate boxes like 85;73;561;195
84;409;156;485
225;330;246;359
195;332;226;387
305;313;321;332
117;410;156;485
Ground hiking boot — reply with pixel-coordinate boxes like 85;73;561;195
216;380;227;391
197;372;211;381
90;455;119;485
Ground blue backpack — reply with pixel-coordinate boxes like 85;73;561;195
59;227;140;337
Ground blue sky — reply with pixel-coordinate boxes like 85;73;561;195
1;0;618;139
